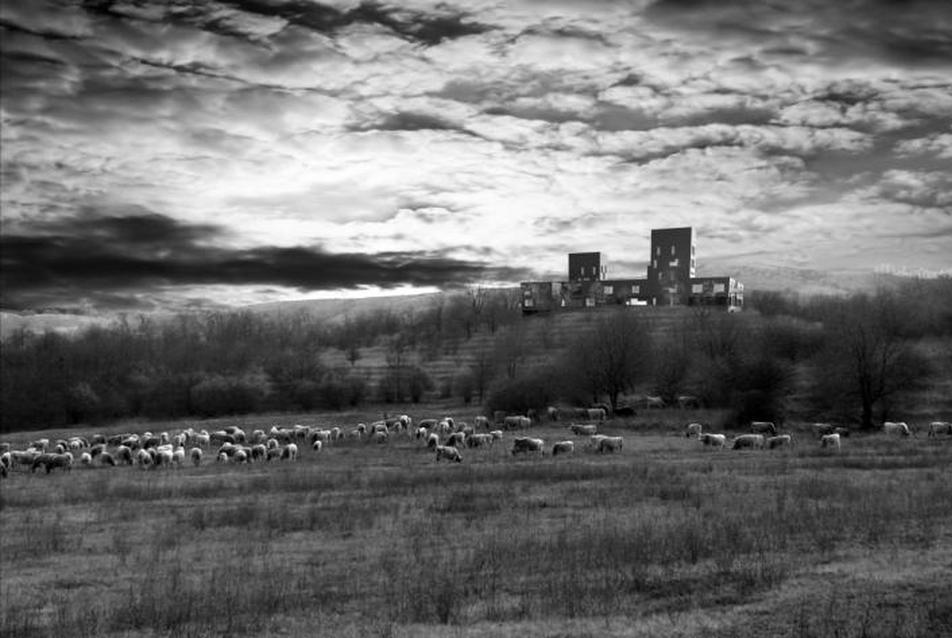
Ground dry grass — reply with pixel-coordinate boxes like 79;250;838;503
2;406;951;637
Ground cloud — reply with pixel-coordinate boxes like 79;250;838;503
0;211;529;310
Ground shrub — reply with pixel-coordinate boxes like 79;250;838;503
485;367;561;416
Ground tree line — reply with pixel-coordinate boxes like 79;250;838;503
485;277;949;429
0;288;523;433
1;277;948;433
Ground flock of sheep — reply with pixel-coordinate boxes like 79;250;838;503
684;419;952;451
2;411;950;479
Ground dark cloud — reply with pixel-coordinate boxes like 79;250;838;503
0;211;529;311
645;0;952;66
348;111;465;133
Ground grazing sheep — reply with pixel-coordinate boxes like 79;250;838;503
684;423;703;439
928;421;952;437
489;430;503;441
251;444;266;462
266;437;279;450
32;452;73;473
835;427;851;438
426;433;440;449
504;415;531;430
135;449;153;467
99;452;116;467
155;449;174;468
750;421;777;436
570;423;598;436
172;448;186;466
731;434;765;450
312;440;323;452
883;422;911;437
820;433;841;450
435;445;462;463
511;437;545;456
474;415;490;430
587;408;607;422
115;445;134;465
0;451;11;472
266;447;283;461
89;443;105;458
234;449;248;463
551;440;575;457
596;436;623;453
699;433;727;448
12;450;40;470
217;452;230;463
281;443;298;461
369;431;389;444
80;452;93;466
766;434;793;449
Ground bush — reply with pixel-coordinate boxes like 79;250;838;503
485;368;561;416
190;372;271;417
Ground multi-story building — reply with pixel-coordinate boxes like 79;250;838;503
521;227;743;314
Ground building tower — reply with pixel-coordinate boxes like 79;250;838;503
646;227;695;306
568;252;602;282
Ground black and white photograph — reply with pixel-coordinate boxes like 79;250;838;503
1;0;951;636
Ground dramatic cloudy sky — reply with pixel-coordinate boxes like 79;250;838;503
2;0;951;312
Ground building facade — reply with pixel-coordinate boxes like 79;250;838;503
521;227;743;314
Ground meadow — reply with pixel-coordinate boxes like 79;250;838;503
2;406;951;638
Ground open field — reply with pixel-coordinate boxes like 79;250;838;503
2;406;952;637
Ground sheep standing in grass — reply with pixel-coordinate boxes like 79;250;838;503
281;443;298;461
596;436;623;453
766;434;793;450
189;447;203;466
32;452;73;474
684;423;703;438
115;445;133;465
312;440;323;452
928;421;952;437
435;445;462;463
99;452;116;467
135;449;152;468
699;433;727;448
552;441;575;457
820;433;841;450
80;452;93;466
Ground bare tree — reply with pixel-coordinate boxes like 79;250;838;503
563;309;651;411
812;291;932;429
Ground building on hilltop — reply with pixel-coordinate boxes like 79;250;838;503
520;226;743;314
